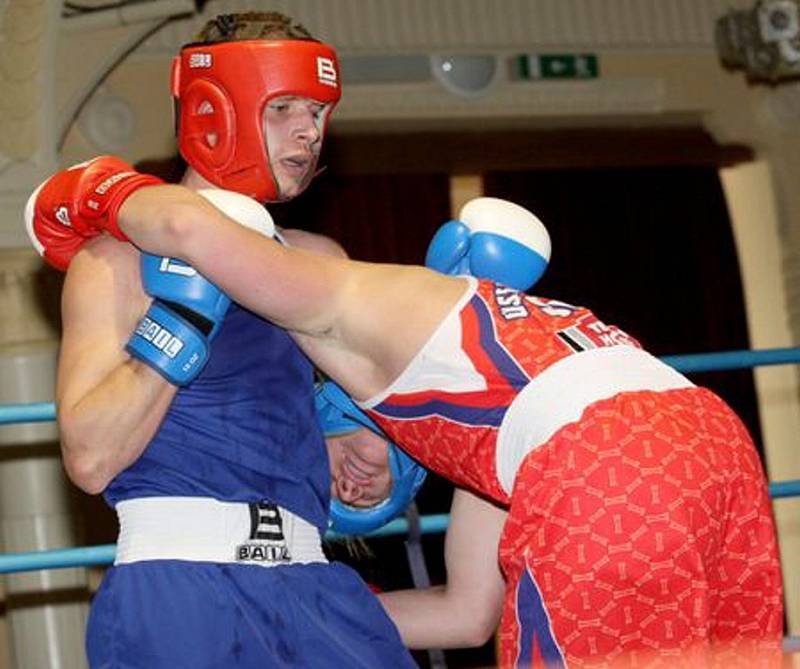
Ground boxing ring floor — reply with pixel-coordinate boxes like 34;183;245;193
0;346;799;657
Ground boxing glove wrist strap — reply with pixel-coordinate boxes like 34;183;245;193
125;301;210;386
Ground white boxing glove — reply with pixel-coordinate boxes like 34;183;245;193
426;197;551;291
196;188;275;238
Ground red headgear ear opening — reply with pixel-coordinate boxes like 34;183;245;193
179;80;236;171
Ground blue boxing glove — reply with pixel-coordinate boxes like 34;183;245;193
126;255;230;385
315;381;428;536
426;197;551;291
126;188;275;385
424;219;472;276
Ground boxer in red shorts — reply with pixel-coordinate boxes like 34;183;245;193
363;278;783;667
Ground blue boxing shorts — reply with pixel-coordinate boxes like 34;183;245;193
86;498;415;668
86;561;415;668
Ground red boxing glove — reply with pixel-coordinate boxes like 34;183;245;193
25;155;164;271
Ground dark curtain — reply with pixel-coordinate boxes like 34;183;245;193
135;154;453;265
484;167;763;449
268;171;452;264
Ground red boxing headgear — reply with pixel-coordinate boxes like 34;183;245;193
171;39;341;202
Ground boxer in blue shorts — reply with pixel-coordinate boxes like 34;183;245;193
27;12;414;668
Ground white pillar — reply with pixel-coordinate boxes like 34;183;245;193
720;160;800;637
0;342;89;669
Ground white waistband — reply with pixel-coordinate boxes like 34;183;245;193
495;346;694;495
114;497;327;567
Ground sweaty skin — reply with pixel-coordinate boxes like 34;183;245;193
264;96;330;200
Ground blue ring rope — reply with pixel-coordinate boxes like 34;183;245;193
660;346;800;373
0;346;798;575
0;401;56;425
3;348;799;428
3;347;799;428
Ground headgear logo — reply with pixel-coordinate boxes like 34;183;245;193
317;57;338;88
189;53;212;69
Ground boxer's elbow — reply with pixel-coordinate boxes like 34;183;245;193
443;585;503;647
457;607;500;647
61;449;111;495
58;417;112;494
152;199;199;258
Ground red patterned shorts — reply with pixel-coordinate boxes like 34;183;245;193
497;387;783;668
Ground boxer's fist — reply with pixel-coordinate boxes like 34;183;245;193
426;197;551;291
125;254;232;386
424;219;471;275
126;189;275;385
25;156;163;270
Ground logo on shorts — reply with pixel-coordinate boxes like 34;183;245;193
236;502;291;563
317;56;338;88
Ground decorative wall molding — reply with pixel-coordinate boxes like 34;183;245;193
0;0;50;162
78;88;137;153
139;0;756;55
764;81;800;131
337;77;666;124
0;249;60;349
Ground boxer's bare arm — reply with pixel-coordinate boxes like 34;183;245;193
119;185;468;399
57;236;177;494
378;488;506;648
57;195;344;496
280;227;348;258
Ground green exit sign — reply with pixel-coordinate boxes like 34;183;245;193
517;53;599;80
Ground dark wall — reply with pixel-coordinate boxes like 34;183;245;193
485;166;762;446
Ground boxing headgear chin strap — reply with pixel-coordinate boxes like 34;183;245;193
172;39;341;203
315;382;428;536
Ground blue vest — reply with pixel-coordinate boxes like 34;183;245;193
105;304;330;533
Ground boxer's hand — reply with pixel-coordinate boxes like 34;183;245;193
424;219;471;276
126;255;231;386
25;156;163;270
126;189;275;385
